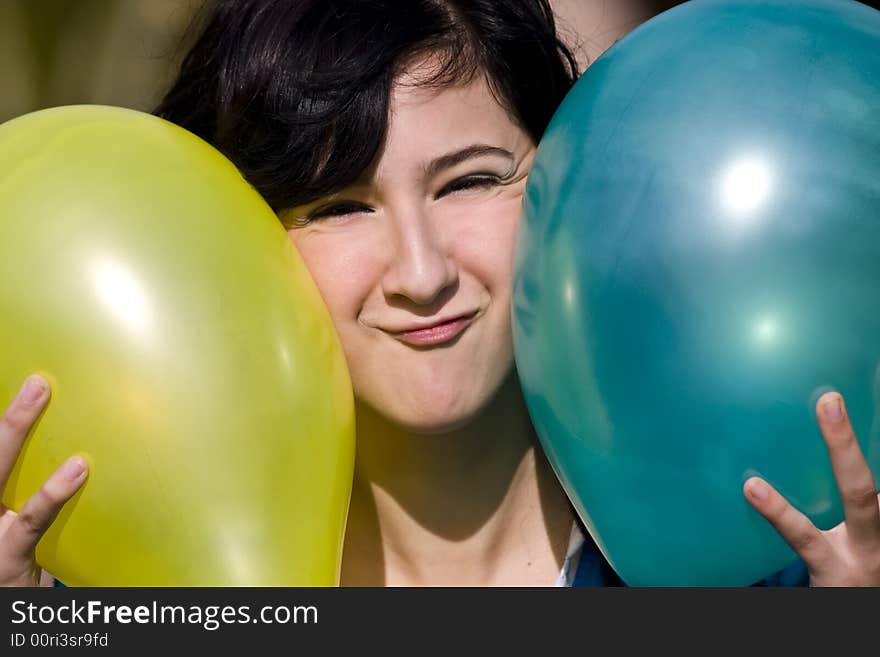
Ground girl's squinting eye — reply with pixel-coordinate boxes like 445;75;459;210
437;175;502;198
294;201;373;227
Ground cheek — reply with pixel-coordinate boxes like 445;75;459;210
448;195;520;292
288;231;378;325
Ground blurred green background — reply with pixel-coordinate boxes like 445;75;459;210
7;0;872;126
0;0;690;125
0;0;200;123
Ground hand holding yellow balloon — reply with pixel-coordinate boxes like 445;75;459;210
0;105;355;585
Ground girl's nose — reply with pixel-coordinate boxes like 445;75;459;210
381;208;458;306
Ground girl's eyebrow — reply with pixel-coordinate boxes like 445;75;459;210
423;144;514;177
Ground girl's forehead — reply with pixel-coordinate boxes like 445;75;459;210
387;75;518;138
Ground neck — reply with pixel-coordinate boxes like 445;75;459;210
340;372;575;586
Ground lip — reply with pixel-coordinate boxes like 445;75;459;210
387;312;478;347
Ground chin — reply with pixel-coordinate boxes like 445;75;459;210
395;411;479;435
397;411;477;436
371;388;491;435
352;356;515;435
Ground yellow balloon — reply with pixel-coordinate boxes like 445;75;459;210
0;105;355;586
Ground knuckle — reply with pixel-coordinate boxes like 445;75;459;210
0;407;33;436
15;506;47;538
790;529;818;555
36;481;66;509
783;512;819;553
14;479;69;540
842;484;879;510
766;494;791;520
825;425;857;450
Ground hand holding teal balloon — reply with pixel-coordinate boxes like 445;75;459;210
514;0;880;585
743;391;880;587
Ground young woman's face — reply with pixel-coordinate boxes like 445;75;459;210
284;72;535;433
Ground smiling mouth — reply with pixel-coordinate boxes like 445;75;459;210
389;312;478;347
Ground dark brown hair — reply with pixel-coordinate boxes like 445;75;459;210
155;0;578;214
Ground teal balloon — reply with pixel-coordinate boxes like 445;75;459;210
513;0;880;586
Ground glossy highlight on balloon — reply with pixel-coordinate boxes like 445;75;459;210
513;0;880;586
0;105;356;586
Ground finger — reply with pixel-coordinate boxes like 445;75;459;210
2;456;87;560
0;376;50;489
744;476;832;569
815;392;880;547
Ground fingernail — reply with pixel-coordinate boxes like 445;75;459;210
747;479;768;501
823;395;844;424
62;456;86;481
20;376;47;404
